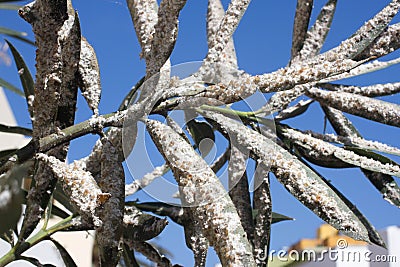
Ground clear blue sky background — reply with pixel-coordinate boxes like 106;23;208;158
1;0;400;266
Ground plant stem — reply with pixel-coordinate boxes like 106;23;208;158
0;216;73;267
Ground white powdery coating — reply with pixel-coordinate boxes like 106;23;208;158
204;0;250;65
146;0;186;77
275;99;313;120
297;0;337;60
334;149;400;177
207;0;238;67
322;106;359;137
204;111;370;241
125;164;168;196
356;22;400;60
291;0;313;60
262;84;307;115
306;87;400;127
308;131;400;157
146;119;255;265
37;154;108;226
127;0;158;58
78;37;101;114
322;82;400;97
255;57;359;93
328;0;400;59
283;127;400;177
322;57;400;82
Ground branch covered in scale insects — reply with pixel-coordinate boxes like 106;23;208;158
321;105;400;208
207;0;238;68
290;0;313;62
96;139;125;267
253;164;272;266
355;22;400;61
36;154;109;227
78;36;102;115
279;126;400;177
296;0;337;61
146;119;255;266
199;110;385;246
203;0;251;66
319;82;400;97
18;0;81;239
146;0;187;77
126;0;158;59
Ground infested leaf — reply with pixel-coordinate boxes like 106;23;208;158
78;37;101;114
307;88;400;128
129;201;184;225
123;206;168;241
146;119;255;266
275;99;313;121
290;0;313;61
278;125;400;177
297;0;337;60
322;106;400;207
37;154;109;227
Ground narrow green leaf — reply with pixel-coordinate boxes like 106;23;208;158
0;123;32;136
51;238;78;267
0;77;24;97
272;212;294;224
0;148;18;160
51;204;71;219
0;3;20;10
20;256;56;267
130;201;184;225
123;206;168;242
0;27;34;46
118;76;144;111
5;40;34;101
252;210;294;224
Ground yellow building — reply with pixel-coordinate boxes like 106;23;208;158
289;224;367;252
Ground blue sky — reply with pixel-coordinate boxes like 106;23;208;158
1;0;400;266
